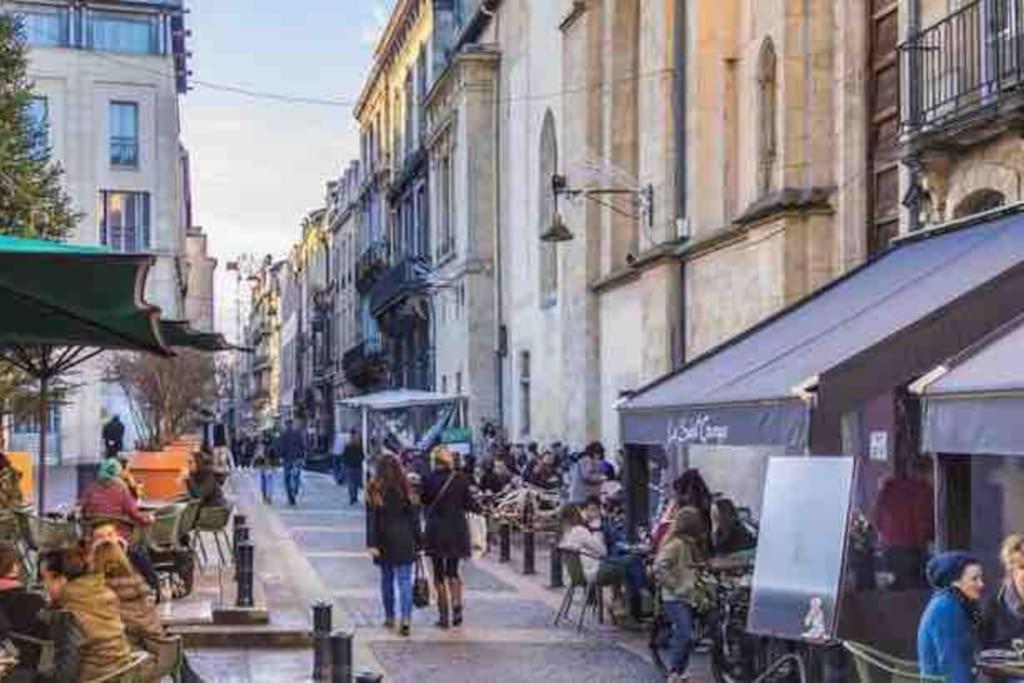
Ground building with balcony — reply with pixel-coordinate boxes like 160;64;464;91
244;258;282;432
354;0;438;395
5;0;193;459
901;0;1024;229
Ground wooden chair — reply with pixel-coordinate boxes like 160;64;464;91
842;640;945;683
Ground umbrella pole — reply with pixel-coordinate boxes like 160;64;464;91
37;373;48;514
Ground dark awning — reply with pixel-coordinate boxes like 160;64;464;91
158;320;244;352
620;210;1024;451
915;315;1024;455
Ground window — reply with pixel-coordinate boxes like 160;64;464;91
456;371;462;395
13;404;60;434
417;50;428;143
404;71;414;158
109;102;139;168
100;191;150;252
26;97;48;158
89;12;158;55
519;351;531;437
539;110;558;306
416;184;429;258
757;39;778;197
437;153;454;262
953;189;1006;218
15;6;69;47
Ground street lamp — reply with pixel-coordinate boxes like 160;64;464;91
541;173;655;243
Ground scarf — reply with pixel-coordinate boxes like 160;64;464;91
948;586;983;631
1002;581;1024;619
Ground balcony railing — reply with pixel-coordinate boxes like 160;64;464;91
110;137;138;167
356;239;390;293
342;335;388;389
368;256;432;316
902;0;1024;133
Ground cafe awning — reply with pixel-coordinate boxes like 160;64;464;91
338;388;464;411
159;320;244;353
914;314;1024;456
619;208;1024;452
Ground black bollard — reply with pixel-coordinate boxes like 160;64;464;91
233;513;248;533
329;630;353;683
354;671;383;683
232;524;250;562
499;522;511;563
523;528;536;575
311;602;333;681
235;542;254;608
549;534;563;588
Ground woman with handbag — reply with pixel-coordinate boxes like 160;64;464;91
422;448;480;629
366;454;421;636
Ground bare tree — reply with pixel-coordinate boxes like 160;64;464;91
106;350;217;450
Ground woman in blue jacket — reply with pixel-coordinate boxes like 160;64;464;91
917;551;985;683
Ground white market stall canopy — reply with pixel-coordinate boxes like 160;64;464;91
338;389;465;411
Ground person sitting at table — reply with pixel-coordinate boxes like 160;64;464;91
711;498;757;556
40;544;135;682
0;454;24;511
186;451;226;509
983;534;1024;650
91;541;162;646
479;458;514;496
917;551;985;683
0;544;49;679
559;501;632;613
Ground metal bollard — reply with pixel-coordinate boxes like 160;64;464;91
311;602;333;681
233;513;248;534
549;535;563;588
235;542;254;608
232;524;250;560
329;630;354;683
499;522;511;563
522;528;536;575
354;670;383;683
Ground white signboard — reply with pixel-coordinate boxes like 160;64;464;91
869;431;889;462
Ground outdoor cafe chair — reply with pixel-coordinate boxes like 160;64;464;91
140;633;184;683
143;503;188;601
554;547;618;633
84;650;153;683
842;640;945;683
192;504;232;569
17;511;78;578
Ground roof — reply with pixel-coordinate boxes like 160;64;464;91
622;208;1024;414
338;389;464;411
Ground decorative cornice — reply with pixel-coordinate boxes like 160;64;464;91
733;186;834;226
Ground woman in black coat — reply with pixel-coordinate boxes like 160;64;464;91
366;454;421;636
983;533;1024;649
422;448;480;628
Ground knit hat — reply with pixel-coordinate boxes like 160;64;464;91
97;458;122;482
926;551;979;589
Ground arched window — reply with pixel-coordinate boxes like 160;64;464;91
539;110;558;307
757;38;778;197
953;188;1005;218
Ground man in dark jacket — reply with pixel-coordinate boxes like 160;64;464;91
342;429;364;506
101;415;125;460
275;420;306;506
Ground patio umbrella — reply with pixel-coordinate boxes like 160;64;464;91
0;235;170;511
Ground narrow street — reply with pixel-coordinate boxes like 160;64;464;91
238;470;667;682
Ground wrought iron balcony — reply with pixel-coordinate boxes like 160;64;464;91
110;137;138;167
342;335;388;389
356;239;390;293
368;256;432;316
902;0;1024;146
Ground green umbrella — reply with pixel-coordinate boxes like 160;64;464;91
0;235;170;510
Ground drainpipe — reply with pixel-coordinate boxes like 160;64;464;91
906;0;924;233
674;0;688;367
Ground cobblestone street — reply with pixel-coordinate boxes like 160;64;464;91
195;470;688;682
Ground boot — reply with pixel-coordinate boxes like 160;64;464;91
399;618;410;637
434;581;450;629
450;578;464;626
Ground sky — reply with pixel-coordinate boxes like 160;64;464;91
180;0;395;340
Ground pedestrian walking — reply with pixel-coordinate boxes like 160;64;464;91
342;428;364;505
918;551;984;683
255;431;278;504
421;447;480;629
275;419;306;506
331;428;350;486
366;454;421;637
101;414;125;460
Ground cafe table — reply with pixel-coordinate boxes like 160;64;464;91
978;650;1024;681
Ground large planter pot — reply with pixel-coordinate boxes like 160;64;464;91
128;451;191;501
5;452;33;503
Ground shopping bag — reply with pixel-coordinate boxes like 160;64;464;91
413;555;431;608
467;512;488;558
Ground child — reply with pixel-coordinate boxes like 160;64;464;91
653;506;708;682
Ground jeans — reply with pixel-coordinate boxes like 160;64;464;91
127;545;160;591
380;562;414;621
283;460;303;504
260;468;275;503
332;456;345;485
345;465;362;504
663;600;695;675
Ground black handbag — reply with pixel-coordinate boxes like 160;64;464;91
413;555;430;608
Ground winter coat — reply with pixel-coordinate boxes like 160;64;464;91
187;469;226;508
917;588;979;683
104;572;163;645
342;441;364;470
58;573;133;682
366;487;422;565
80;480;150;540
654;519;703;604
275;428;306;462
0;586;49;674
422;467;479;560
982;581;1024;649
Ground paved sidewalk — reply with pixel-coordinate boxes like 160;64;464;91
187;470;694;682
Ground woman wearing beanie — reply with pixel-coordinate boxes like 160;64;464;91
422;447;480;628
917;551;984;683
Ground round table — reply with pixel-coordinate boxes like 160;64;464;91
978;654;1024;680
